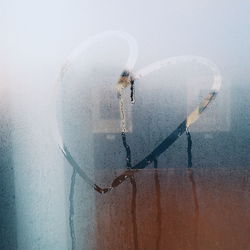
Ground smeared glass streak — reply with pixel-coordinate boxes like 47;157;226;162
118;92;126;133
130;176;138;250
69;169;77;250
117;70;134;132
188;169;199;250
154;159;162;250
132;120;188;169
186;91;217;128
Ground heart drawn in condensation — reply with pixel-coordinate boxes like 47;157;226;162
51;31;222;194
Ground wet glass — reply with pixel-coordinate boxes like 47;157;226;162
57;32;250;250
1;1;250;250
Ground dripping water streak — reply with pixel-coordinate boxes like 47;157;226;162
154;159;162;250
186;130;192;168
130;176;138;250
188;170;199;250
130;79;135;104
62;146;109;194
69;169;77;250
121;132;132;169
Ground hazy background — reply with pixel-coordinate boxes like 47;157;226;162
0;0;249;249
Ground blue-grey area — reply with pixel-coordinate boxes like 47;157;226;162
0;100;17;250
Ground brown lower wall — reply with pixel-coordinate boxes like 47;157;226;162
94;168;250;250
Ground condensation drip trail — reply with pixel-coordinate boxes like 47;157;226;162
188;170;200;250
121;132;132;169
130;79;135;103
130;176;138;250
69;169;77;250
186;130;193;168
62;146;110;193
154;159;162;250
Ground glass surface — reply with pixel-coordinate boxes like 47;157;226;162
0;1;249;250
57;32;249;250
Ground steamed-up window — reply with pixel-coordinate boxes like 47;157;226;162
0;1;249;250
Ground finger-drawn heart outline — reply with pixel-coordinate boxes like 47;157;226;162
51;31;222;194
